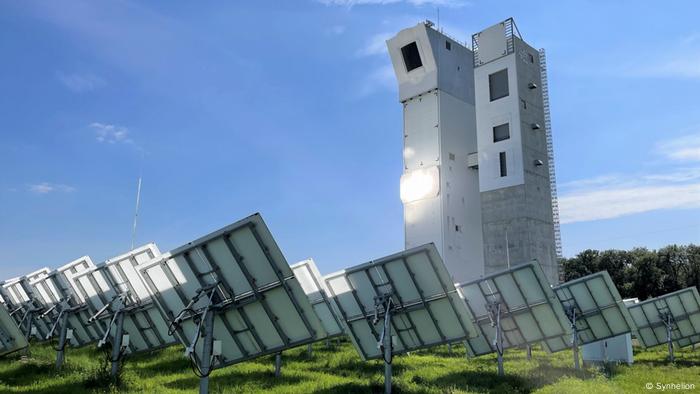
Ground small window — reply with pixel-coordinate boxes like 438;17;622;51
401;42;423;72
528;53;534;63
499;152;507;177
445;41;451;50
493;123;510;142
489;69;509;101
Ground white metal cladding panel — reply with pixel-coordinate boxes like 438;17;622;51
55;257;96;304
102;243;160;304
324;244;477;361
549;272;637;352
138;213;323;368
628;287;700;348
459;262;571;356
70;246;175;355
0;303;27;357
291;259;344;338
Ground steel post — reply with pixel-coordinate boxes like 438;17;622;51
384;306;392;394
274;353;282;377
56;312;69;369
496;303;504;376
199;308;215;394
110;311;125;377
666;314;674;362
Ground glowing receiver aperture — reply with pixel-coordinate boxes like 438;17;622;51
400;165;440;203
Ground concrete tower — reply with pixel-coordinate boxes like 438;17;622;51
472;18;560;283
387;22;484;284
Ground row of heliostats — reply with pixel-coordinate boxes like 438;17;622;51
0;212;698;387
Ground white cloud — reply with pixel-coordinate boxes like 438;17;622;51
90;122;133;144
317;0;468;7
57;72;105;92
560;182;700;224
657;132;700;162
28;182;75;194
559;168;700;224
357;32;393;57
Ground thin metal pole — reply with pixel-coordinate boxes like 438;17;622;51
526;345;532;361
110;312;125;377
307;343;313;357
496;303;504;376
505;230;510;269
56;312;69;369
572;309;580;370
274;353;282;377
199;309;215;394
384;307;392;394
666;314;674;362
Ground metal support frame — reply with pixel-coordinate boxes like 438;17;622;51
487;300;505;376
662;313;674;362
90;293;129;378
373;292;394;394
568;307;580;370
526;345;532;361
44;297;82;370
172;284;220;394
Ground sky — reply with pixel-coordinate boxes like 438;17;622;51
1;0;699;280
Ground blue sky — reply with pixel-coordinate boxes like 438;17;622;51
1;0;699;279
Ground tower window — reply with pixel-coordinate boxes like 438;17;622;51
493;123;510;142
528;53;535;63
445;41;451;50
401;42;423;72
499;152;507;177
489;69;509;101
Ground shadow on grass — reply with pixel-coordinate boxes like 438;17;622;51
312;381;385;394
164;369;303;391
428;370;531;394
0;360;56;387
632;358;699;368
137;355;190;375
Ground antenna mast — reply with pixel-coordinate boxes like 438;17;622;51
131;175;142;250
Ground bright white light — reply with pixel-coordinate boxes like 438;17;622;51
400;166;440;203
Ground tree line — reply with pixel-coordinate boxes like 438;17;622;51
561;244;700;301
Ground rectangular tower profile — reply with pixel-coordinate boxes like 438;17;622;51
387;22;485;284
472;18;560;284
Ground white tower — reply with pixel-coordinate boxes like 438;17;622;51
387;22;484;284
472;18;560;283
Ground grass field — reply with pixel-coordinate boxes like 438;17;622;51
0;338;698;393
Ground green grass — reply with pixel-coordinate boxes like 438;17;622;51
0;339;698;393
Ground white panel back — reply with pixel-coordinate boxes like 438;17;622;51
459;261;570;356
325;244;477;361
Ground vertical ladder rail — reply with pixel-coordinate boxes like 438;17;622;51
539;48;563;280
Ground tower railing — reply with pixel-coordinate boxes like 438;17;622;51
472;17;521;68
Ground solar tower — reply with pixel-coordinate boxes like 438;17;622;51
387;22;484;284
472;18;560;284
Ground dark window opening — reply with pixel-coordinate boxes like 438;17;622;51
489;69;509;101
499;152;507;177
445;41;451;50
528;53;535;63
401;42;423;72
493;123;510;142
